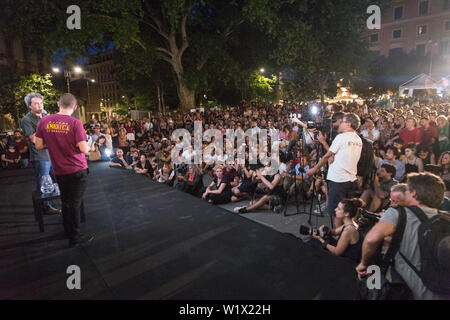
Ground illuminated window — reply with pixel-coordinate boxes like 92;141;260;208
417;25;427;35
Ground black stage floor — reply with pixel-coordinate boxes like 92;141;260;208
0;162;359;299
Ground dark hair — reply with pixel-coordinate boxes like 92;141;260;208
386;146;401;159
405;143;416;153
340;198;366;219
393;138;404;145
406;172;445;208
332;112;345;122
381;163;396;178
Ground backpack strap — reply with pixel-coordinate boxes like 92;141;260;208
397;206;429;278
407;205;429;223
382;206;407;270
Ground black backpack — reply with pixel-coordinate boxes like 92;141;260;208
357;137;374;181
397;206;450;295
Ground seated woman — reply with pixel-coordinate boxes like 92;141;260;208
135;154;151;177
155;163;175;186
402;143;424;174
308;198;365;263
438;151;450;198
231;163;257;202
233;162;285;214
176;164;203;196
93;136;112;161
202;164;232;204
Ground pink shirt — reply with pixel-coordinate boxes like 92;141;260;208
35;114;88;175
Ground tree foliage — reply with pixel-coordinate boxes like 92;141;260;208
0;70;61;125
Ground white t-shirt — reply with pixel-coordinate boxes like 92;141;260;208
327;131;362;183
361;128;380;143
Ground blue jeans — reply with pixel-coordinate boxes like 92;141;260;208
32;160;55;209
327;180;357;217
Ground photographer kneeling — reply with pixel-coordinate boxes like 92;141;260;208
306;198;364;263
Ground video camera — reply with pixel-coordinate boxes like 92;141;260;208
355;209;381;236
299;225;331;239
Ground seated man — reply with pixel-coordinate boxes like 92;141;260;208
379;146;405;182
176;164;203;196
1;142;21;169
361;163;398;212
233;162;285;214
109;148;129;168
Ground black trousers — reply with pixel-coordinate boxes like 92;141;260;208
56;169;88;242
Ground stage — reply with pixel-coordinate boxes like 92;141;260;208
0;162;359;299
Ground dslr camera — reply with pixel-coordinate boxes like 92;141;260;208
299;225;331;239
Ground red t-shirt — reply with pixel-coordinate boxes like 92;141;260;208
35;114;88;175
399;128;422;145
14;139;29;159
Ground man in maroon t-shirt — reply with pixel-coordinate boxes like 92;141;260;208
399;118;422;146
13;129;29;168
419;115;438;149
35;93;93;248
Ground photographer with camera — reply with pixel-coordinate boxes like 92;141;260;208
304;198;365;262
356;172;450;299
306;113;363;228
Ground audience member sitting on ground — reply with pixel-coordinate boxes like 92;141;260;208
135;154;151;177
361;163;398;212
233;162;285;214
402;144;424;174
109;148;129;168
155;163;175;186
202;164;232;204
308;198;365;263
176;164;203;196
1;142;21;169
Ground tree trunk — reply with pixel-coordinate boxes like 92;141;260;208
177;80;195;111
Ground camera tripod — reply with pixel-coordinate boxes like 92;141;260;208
282;129;327;225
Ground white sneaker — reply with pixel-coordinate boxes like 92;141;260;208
233;206;246;213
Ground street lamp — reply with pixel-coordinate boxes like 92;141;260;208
260;68;265;73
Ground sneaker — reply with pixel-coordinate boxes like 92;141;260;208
69;235;94;248
273;204;284;214
44;206;62;215
233;206;247;214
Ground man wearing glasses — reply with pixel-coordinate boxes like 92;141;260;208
306;113;363;228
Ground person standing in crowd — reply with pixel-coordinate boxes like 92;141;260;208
35;93;93;248
307;113;363;228
21;93;61;215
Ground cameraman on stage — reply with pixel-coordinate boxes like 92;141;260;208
306;113;363;228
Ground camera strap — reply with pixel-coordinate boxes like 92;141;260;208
381;206;407;273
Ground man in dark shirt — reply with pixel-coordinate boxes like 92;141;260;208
109;148;129;168
21;93;60;214
361;163;398;212
14;129;29;168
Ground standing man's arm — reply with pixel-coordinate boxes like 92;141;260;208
21;117;36;144
35;137;46;150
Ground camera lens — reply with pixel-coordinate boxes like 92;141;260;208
299;225;312;235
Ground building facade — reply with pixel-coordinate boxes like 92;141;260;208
367;0;450;57
86;50;124;120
